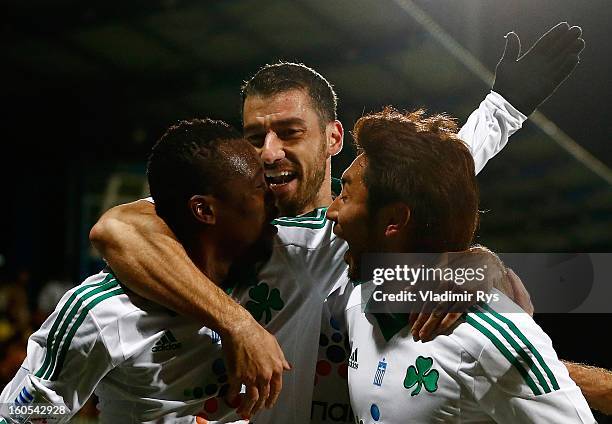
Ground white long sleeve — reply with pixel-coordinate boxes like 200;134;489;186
458;91;527;175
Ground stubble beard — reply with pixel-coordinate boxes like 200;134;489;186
279;139;328;217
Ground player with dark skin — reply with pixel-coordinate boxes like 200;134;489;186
90;23;597;418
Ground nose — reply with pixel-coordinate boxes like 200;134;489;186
326;196;340;223
261;131;285;164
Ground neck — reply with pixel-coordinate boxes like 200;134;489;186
184;235;232;285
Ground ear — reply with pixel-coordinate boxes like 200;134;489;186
380;202;411;238
188;195;216;225
326;120;344;156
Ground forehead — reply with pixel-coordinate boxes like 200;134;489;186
242;89;318;128
342;154;366;181
218;141;262;178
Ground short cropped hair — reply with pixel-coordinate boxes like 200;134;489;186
353;107;479;252
241;61;338;128
146;118;244;237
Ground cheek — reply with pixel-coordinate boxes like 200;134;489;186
293;140;320;169
249;198;267;223
338;209;358;238
346;211;370;244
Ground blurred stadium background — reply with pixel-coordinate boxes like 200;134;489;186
1;0;611;421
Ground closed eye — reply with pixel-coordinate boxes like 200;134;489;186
276;128;304;140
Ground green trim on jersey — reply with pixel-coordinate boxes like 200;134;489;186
274;207;327;222
51;286;124;380
273;220;327;229
465;314;542;395
35;273;125;380
272;207;328;229
352;280;367;287
480;303;560;390
471;306;551;393
373;313;410;342
35;273;116;378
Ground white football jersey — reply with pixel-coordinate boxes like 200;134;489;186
1;90;527;424
227;210;348;423
345;283;596;423
309;90;528;424
0;213;347;424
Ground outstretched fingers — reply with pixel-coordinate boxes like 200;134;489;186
531;21;570;56
548;25;583;57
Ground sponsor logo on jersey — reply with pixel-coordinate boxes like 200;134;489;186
348;348;359;369
315;318;350;385
152;330;182;352
311;401;354;422
373;358;387;387
370;403;381;421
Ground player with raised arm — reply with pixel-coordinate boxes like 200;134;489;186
89;23;594;422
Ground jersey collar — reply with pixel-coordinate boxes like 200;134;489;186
355;279;411;342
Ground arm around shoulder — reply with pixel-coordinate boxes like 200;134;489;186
90;199;244;332
89;199;291;416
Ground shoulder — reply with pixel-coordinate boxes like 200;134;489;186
452;291;566;397
58;270;139;332
455;291;548;357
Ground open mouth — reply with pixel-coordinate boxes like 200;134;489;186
265;170;298;188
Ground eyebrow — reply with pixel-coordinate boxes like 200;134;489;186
243;117;307;133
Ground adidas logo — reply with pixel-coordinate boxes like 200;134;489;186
348;348;359;369
152;330;182;352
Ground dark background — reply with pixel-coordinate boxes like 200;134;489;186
1;0;611;420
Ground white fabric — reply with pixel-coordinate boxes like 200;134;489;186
1;93;526;424
345;284;595;423
0;218;347;424
308;91;527;424
458;90;526;174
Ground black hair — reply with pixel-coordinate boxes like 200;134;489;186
241;61;338;128
146;118;244;238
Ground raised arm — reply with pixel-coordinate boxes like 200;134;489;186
493;22;585;117
459;22;585;174
563;361;612;415
89;199;289;418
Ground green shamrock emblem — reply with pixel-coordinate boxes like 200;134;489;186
245;282;284;324
403;356;439;396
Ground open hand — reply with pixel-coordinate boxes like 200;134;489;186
221;313;291;419
493;22;585;115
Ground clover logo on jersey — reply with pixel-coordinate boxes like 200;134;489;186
403;356;439;396
245;282;284;324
